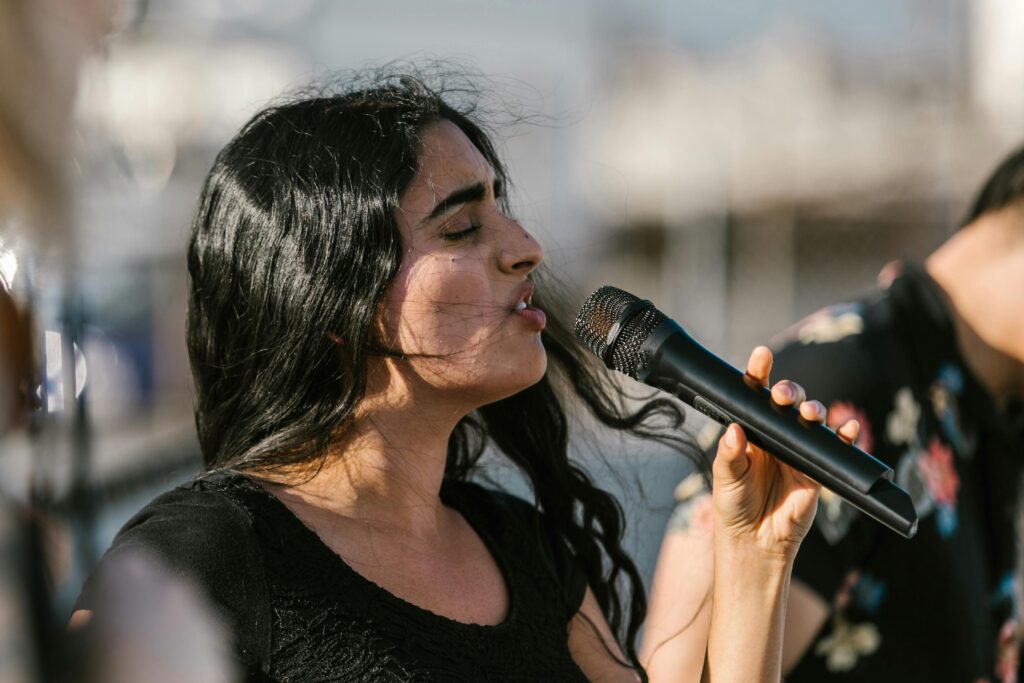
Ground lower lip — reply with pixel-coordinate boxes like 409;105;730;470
514;306;546;331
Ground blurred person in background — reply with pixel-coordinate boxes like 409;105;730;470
648;146;1024;682
72;71;864;682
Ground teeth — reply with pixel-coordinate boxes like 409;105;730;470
515;300;527;311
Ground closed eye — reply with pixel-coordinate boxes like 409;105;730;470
441;224;481;242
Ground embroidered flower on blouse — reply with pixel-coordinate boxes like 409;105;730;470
827;401;874;454
833;570;886;615
819;488;845;524
795;307;865;345
886;388;921;446
931;383;951;415
674;472;706;502
916;438;960;537
896;449;936;520
815;487;858;545
812;402;874;549
938;362;965;395
834;570;860;611
917;439;959;506
992;572;1018;610
851;573;886;615
814;617;881;672
668;475;714;537
996;618;1020;683
931;363;972;457
696;421;725;453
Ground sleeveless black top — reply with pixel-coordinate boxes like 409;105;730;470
76;473;591;682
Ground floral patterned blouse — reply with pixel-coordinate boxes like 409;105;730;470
674;262;1024;682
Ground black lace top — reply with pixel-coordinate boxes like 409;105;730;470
76;473;591;682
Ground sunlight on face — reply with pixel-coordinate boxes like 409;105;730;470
378;120;548;406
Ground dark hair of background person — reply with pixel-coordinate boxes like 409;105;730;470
185;68;705;677
962;144;1024;225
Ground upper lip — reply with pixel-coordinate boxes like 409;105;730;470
512;280;535;310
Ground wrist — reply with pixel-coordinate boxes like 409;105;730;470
708;538;793;682
713;529;798;573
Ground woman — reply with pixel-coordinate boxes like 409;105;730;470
73;73;860;682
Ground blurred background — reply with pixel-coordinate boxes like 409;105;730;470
2;0;1023;627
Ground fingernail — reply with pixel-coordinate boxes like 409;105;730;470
778;385;793;400
724;424;738;448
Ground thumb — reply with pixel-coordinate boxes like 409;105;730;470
713;423;750;484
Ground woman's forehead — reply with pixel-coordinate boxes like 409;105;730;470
415;120;495;192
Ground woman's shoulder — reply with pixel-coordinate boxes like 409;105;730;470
79;472;268;598
111;472;262;553
76;472;273;665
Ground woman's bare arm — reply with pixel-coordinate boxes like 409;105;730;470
641;529;713;681
568;587;642;682
641;347;859;683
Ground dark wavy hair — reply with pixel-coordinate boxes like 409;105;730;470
962;143;1024;225
186;69;703;676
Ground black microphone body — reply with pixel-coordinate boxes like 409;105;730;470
575;287;918;539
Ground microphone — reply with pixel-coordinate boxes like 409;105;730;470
574;286;918;539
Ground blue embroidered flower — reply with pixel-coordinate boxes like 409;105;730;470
851;574;886;615
992;572;1018;612
932;363;970;456
937;362;964;395
935;505;958;538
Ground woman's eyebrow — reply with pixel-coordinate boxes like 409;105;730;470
422;179;500;224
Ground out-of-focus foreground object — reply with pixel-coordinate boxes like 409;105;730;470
0;0;115;246
1;2;235;682
70;551;237;683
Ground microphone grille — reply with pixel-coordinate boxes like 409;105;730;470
574;286;667;378
574;286;637;357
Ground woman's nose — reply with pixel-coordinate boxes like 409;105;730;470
497;221;544;275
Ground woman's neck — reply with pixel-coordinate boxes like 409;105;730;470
266;374;469;540
925;212;1024;409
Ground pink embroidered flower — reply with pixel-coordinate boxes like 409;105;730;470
827;401;874;454
689;493;714;537
997;618;1020;683
916;438;959;507
834;570;861;611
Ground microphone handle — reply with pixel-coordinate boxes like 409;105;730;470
638;319;918;539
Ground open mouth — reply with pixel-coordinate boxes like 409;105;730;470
512;281;535;312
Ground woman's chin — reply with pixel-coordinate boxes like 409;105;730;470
473;353;548;406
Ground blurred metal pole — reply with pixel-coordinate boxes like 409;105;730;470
63;282;97;571
0;500;46;683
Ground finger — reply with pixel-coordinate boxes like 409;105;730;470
712;423;750;483
798;399;827;423
744;346;773;388
771;379;807;406
837;419;861;445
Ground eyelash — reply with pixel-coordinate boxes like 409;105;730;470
441;224;481;242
